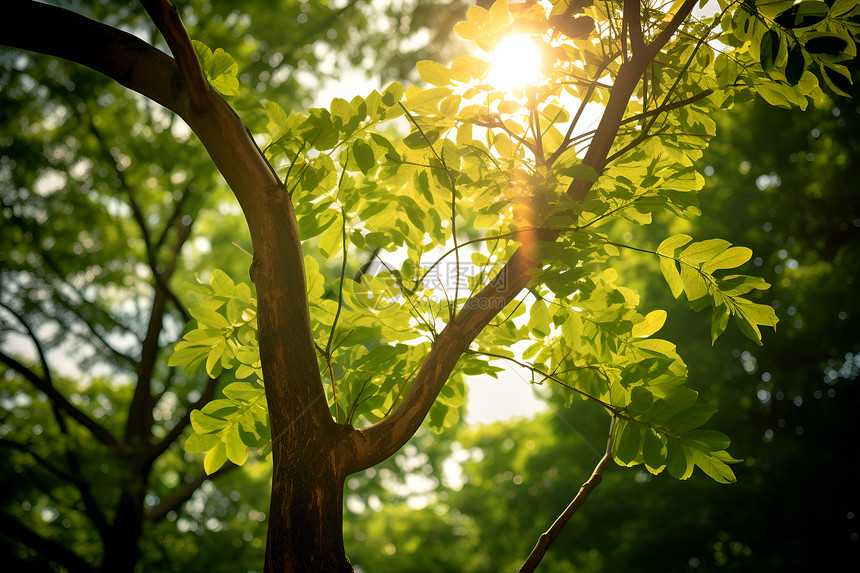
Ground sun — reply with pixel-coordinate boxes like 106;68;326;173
486;35;543;92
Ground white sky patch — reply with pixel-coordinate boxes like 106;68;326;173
466;362;547;424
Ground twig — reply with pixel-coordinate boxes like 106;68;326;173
518;416;617;573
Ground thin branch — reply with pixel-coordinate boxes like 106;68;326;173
0;441;111;537
620;88;713;127
1;440;79;490
467;349;617;412
0;301;52;388
647;0;698;58
88;120;193;323
0;352;121;455
0;510;96;573
529;95;544;164
625;0;645;56
144;462;237;521
138;0;209;104
146;376;218;464
518;416;617;573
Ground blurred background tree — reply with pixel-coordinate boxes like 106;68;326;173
2;1;858;572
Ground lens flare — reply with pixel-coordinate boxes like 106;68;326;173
486;35;543;91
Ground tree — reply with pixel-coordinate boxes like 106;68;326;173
2;0;858;571
0;1;469;571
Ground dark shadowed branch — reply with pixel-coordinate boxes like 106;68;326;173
0;350;121;455
144;461;237;521
0;510;96;573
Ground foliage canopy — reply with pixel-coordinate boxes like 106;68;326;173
2;0;859;570
173;0;858;490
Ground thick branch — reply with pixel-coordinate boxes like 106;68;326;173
518;417;617;573
345;245;541;472
0;1;184;115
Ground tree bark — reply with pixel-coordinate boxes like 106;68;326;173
266;426;353;573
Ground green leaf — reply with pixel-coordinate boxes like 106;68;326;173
222;381;264;403
190;409;229;433
560;163;599;181
691;449;737;483
642;387;698;426
224;426;248;466
381;82;404;107
785;42;807;86
184;431;220;454
714;53;740;86
643;429;667;474
632;310;667;338
629;386;653;415
703;246;752;273
614;420;643;465
822;63;853;97
417;60;452;87
405;86;453;110
682;429;731;452
804;34;849;55
774;2;829;29
189;305;230;329
528;299;551;337
660;258;684;298
760;29;780;72
718;274;770;296
680;265;709;305
734;313;763;345
352;139;376;175
204;441;227;475
206;343;226;376
666;440;693;480
657;234;692;256
668;404;717;433
208;50;239;95
679;238;730;266
711;303;730;344
168;344;208;370
210;269;237;296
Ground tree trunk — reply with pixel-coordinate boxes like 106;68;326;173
265;424;352;573
100;488;145;573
